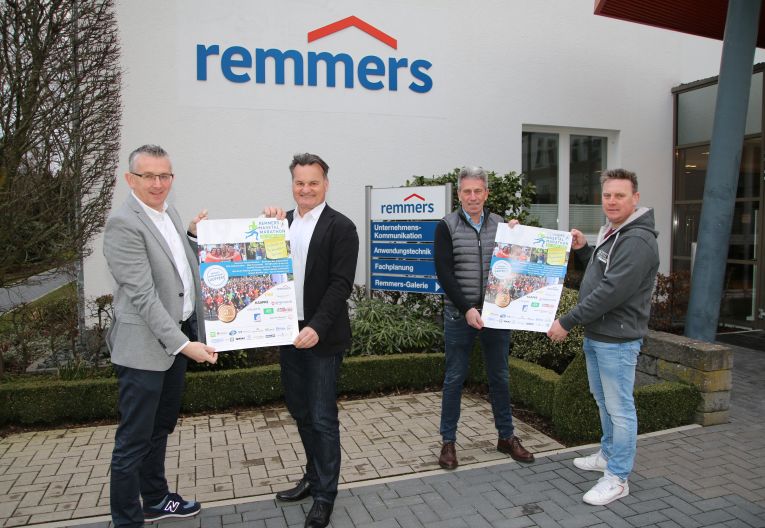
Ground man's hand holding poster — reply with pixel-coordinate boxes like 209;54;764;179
482;224;572;332
197;218;299;351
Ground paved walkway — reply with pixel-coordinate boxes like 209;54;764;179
0;270;73;313
1;344;763;528
0;392;560;527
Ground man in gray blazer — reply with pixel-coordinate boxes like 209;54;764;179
104;144;218;527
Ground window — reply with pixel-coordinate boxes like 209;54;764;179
672;138;762;322
522;132;558;229
522;127;617;234
673;66;763;326
570;135;607;233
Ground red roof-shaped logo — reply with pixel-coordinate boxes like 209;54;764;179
404;193;425;202
307;16;398;49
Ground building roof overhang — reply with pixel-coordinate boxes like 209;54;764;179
594;0;765;48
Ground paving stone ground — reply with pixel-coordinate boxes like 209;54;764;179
2;344;762;528
0;390;560;527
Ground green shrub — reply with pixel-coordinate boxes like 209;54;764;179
186;347;280;372
350;284;443;319
0;351;701;441
339;354;444;393
511;288;583;373
407;168;538;224
551;351;701;443
636;381;700;433
0;377;118;424
552;351;601;442
0;283;111;374
58;361;114;381
350;297;443;355
0;354;447;426
509;357;560;418
183;364;283;412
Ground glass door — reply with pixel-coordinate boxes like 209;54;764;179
672;137;763;329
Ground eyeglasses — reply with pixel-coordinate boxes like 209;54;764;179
130;172;174;183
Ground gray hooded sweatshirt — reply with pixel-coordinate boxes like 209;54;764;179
559;207;660;343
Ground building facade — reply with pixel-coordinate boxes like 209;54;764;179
83;0;765;328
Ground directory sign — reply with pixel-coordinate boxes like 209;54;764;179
366;185;451;295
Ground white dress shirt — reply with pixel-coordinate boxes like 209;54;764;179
133;192;195;354
289;202;326;320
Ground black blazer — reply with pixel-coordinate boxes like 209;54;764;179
288;204;359;356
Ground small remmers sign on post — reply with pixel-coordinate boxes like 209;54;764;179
365;185;451;296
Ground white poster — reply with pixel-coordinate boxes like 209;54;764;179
482;224;572;332
197;218;299;351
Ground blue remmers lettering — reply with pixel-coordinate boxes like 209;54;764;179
380;202;436;214
409;59;433;93
256;49;304;85
196;44;433;93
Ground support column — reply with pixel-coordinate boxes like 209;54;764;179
685;0;761;342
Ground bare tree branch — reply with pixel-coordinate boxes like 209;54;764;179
0;0;121;289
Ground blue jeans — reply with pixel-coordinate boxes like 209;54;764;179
440;306;514;443
583;337;642;481
280;347;342;504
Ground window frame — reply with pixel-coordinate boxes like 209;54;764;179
522;125;620;237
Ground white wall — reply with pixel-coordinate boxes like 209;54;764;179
85;0;765;300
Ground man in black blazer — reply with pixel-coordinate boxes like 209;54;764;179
266;153;359;528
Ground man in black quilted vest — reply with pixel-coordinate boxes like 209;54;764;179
433;166;535;470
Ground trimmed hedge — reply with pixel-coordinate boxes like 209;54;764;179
0;377;119;425
182;364;283;413
509;357;560;418
0;354;446;426
635;381;700;434
550;351;701;442
552;352;601;442
0;352;700;444
338;354;444;393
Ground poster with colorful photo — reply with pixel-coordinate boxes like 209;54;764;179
481;224;572;332
197;218;299;351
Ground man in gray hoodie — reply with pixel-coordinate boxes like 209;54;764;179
548;168;659;506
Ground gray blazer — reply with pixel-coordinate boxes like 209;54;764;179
103;194;204;371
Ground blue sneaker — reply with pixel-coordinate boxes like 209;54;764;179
143;493;201;522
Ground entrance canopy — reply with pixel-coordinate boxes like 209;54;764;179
594;0;765;48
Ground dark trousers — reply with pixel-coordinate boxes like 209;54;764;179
110;317;194;527
440;306;514;443
280;346;342;504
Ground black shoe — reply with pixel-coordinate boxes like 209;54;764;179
143;493;201;522
276;477;311;502
304;500;333;528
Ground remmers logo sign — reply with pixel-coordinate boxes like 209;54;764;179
379;193;435;215
196;16;433;93
370;186;447;221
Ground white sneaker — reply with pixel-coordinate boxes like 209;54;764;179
582;473;629;505
573;450;608;472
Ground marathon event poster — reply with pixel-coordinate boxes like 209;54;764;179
196;218;299;351
481;224;572;332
